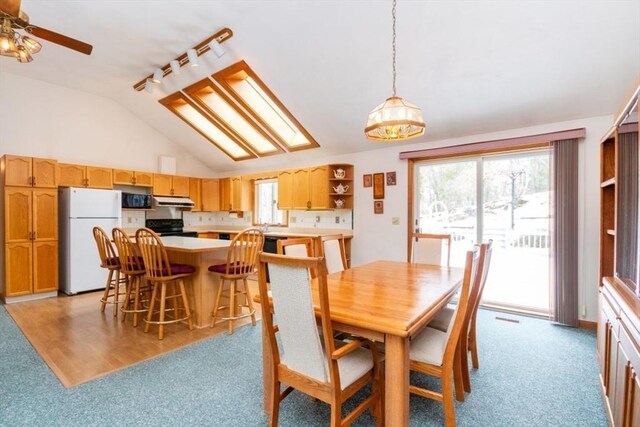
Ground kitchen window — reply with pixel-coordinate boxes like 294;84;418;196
254;179;286;226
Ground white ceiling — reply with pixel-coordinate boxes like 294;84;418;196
1;0;639;173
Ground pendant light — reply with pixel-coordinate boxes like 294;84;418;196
365;0;425;141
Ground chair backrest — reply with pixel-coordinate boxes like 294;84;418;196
112;227;145;276
320;234;348;274
410;233;452;267
277;237;314;257
93;226;118;269
469;240;493;325
222;228;265;276
441;245;480;363
258;253;337;385
135;228;172;279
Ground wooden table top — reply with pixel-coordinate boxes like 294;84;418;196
319;261;463;338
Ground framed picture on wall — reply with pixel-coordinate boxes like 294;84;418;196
363;174;372;188
373;173;385;199
386;171;396;186
374;200;383;214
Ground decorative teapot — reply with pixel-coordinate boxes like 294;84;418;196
333;183;349;194
333;168;346;179
334;199;345;208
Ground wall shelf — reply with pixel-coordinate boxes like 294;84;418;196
600;177;616;188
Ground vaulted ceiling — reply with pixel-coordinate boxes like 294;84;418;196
1;0;639;173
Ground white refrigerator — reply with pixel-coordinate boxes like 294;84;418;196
59;187;122;295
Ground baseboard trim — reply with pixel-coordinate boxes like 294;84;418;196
579;320;597;330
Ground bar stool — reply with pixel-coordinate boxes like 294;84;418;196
135;228;195;340
208;228;264;334
93;226;126;317
112;227;148;327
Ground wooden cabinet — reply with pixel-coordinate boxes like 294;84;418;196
277;164;352;210
198;232;219;239
201;179;220;211
189;178;202;211
1;155;57;188
1;188;58;300
58;163;112;189
219;177;251;211
153;174;190;196
113;169;154;187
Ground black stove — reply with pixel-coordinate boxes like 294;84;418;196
145;219;198;237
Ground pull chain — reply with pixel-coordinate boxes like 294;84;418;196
392;0;397;97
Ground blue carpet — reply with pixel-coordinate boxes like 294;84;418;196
0;305;606;426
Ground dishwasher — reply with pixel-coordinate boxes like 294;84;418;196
262;236;284;282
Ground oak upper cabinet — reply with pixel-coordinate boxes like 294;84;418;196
2;187;58;299
113;169;154;187
219;176;251;211
189;178;202;211
277;170;293;210
201;178;220;211
292;168;310;209
308;165;329;209
58;163;113;189
153;174;189;196
1;155;57;188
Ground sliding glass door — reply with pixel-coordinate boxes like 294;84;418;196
414;149;551;314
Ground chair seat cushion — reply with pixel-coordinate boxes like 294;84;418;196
336;345;374;390
152;263;195;276
208;261;250;274
410;327;447;366
428;307;454;332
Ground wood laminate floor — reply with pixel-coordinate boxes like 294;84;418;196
5;282;262;388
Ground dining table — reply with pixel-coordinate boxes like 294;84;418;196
259;259;464;426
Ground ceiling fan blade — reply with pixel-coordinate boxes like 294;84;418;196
25;25;93;55
0;0;21;17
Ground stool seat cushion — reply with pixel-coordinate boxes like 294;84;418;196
105;257;120;267
152;263;195;276
124;256;145;270
208;261;251;274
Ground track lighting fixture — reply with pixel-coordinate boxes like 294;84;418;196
170;59;181;75
186;48;199;67
209;39;226;58
151;68;163;84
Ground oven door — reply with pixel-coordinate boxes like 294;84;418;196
159;231;198;238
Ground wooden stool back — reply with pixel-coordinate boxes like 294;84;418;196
112;228;145;276
93;226;119;269
135;228;173;280
221;228;265;277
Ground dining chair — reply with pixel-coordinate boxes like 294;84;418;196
135;228;195;340
208;228;264;334
257;252;383;427
409;245;480;427
277;237;316;278
92;226;125;317
112;227;148;327
428;240;494;393
320;234;348;274
409;232;452;267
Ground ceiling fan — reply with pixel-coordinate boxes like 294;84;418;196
0;0;92;62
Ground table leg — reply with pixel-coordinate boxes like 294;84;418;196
385;334;410;426
262;314;274;414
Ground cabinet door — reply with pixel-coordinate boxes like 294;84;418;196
58;163;86;187
292;168;310;209
86;166;113;189
33;241;58;293
277;170;293;210
5;243;33;296
133;171;153;187
230;177;243;211
219;178;231;211
172;176;190;197
3;155;32;187
201;179;220;211
153;174;172;196
5;188;32;242
628;368;640;427
32;158;58;188
33;190;58;241
309;165;329;209
113;169;134;185
189;178;202;211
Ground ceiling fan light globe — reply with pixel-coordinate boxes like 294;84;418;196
21;36;42;54
16;46;33;63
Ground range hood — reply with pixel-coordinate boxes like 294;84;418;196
153;196;195;208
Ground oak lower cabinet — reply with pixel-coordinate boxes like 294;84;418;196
153;174;190;197
599;278;640;427
58;163;113;189
1;155;58;188
112;169;154;187
1;188;58;302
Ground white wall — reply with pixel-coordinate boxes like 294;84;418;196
0;72;213;177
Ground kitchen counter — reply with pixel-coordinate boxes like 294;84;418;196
185;226;353;238
159;236;231;253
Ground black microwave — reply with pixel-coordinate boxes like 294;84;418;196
122;193;152;209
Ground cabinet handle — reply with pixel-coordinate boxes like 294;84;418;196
32;176;36;186
28;176;33;186
307;201;311;209
32;231;36;240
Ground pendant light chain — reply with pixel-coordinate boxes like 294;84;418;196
392;0;397;97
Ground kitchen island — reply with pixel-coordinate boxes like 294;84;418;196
159;236;232;327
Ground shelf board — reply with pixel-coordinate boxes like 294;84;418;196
601;177;616;188
329;193;353;196
329;178;353;181
607;229;616;236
